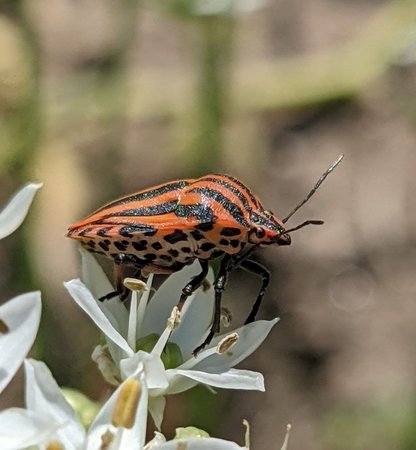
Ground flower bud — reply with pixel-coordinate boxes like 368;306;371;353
174;426;210;440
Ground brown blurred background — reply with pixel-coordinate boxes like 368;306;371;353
1;0;416;448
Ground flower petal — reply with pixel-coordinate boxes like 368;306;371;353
0;292;41;393
192;319;279;373
88;367;148;450
148;396;166;431
120;351;168;391
140;261;207;336
64;279;133;358
145;431;167;449
0;182;42;239
165;368;264;395
24;359;86;450
80;248;129;334
157;437;244;449
0;408;59;450
169;269;215;359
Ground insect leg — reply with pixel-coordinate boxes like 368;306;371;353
177;260;209;311
99;254;144;302
193;256;231;356
98;255;127;302
239;259;271;324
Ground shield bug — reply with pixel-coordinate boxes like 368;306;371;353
67;155;343;354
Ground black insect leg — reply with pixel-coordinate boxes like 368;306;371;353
99;254;143;302
98;254;127;302
177;260;209;311
193;256;231;356
239;259;271;324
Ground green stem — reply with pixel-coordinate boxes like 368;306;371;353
189;15;234;174
88;0;141;203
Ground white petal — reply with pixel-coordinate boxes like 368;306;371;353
0;408;59;450
169;269;215;359
88;368;148;450
139;261;206;336
165;368;264;395
120;351;168;391
64;279;133;358
156;437;244;449
24;359;86;450
144;431;167;449
148;396;166;431
192;319;278;373
80;248;129;334
0;182;42;239
0;292;41;393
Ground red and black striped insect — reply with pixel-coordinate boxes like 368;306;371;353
67;155;343;354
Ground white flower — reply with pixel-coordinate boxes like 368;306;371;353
152;437;245;450
0;292;41;394
64;249;278;428
146;422;292;450
0;182;42;393
0;182;42;239
0;358;148;450
146;426;245;449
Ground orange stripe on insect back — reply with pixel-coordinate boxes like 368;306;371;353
90;178;195;214
193;175;258;218
82;192;182;224
178;190;236;224
178;191;202;206
198;180;250;214
206;175;259;209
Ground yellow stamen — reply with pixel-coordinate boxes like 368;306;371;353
202;279;211;292
167;306;181;330
280;424;292;450
216;332;239;354
100;430;114;450
123;278;148;292
220;307;232;327
46;441;65;450
0;318;9;334
112;379;141;429
243;419;250;449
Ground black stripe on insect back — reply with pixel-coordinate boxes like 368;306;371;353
118;224;156;237
189;187;250;228
93;181;190;214
174;203;216;223
218;174;261;209
250;212;285;233
201;176;253;214
94;201;179;221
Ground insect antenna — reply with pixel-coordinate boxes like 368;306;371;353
282;154;344;224
283;219;324;234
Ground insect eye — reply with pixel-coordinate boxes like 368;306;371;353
255;227;266;239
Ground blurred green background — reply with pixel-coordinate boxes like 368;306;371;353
1;0;416;448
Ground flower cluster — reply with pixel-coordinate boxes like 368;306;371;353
0;183;290;449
